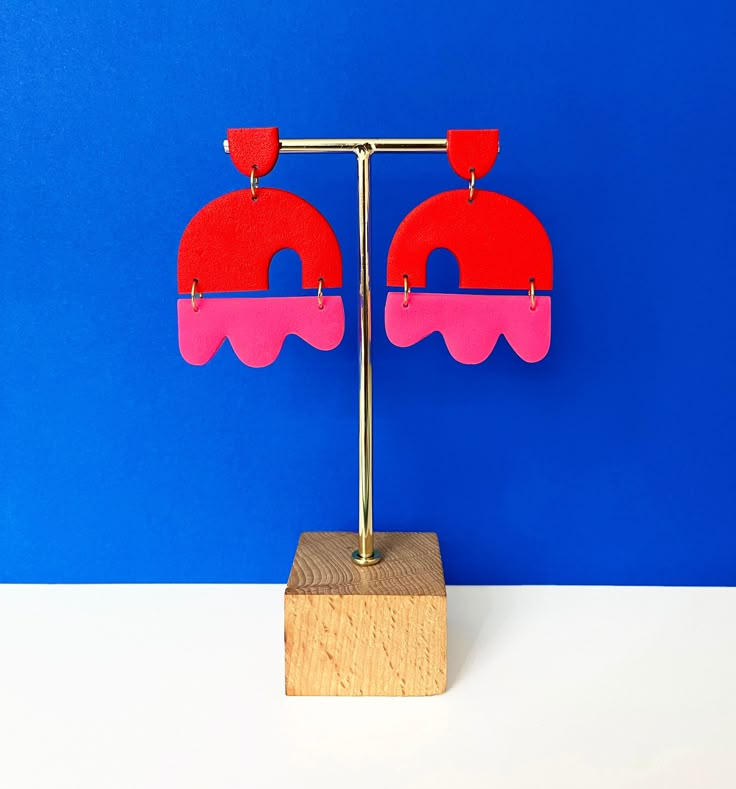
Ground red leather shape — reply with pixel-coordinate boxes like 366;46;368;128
177;188;342;293
227;127;280;177
447;130;499;179
386;189;553;291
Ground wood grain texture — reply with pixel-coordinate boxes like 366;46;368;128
284;532;447;696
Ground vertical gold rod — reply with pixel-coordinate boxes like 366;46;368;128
352;145;381;566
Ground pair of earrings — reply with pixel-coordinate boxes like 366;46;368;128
177;128;552;367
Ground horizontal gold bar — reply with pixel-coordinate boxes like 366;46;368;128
223;138;448;155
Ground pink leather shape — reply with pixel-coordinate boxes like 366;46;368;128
385;292;551;364
178;296;345;367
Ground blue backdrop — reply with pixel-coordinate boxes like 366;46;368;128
3;0;735;584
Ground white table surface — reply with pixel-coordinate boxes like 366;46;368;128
0;584;734;789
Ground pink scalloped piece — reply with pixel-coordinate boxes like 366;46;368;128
178;296;345;367
384;292;551;364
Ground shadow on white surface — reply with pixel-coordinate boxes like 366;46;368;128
446;585;493;689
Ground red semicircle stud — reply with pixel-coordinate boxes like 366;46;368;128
447;129;499;179
227;127;280;177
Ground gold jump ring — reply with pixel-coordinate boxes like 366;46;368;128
191;278;202;312
403;274;410;307
529;277;536;311
468;168;476;203
250;166;259;200
317;277;324;310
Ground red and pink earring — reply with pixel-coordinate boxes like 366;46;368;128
385;129;552;364
177;127;345;367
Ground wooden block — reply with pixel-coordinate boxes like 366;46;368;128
284;531;447;696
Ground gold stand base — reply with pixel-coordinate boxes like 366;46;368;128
284;532;447;696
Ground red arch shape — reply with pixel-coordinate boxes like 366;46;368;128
177;188;342;294
386;189;553;291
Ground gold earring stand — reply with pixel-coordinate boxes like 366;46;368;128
226;137;449;696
